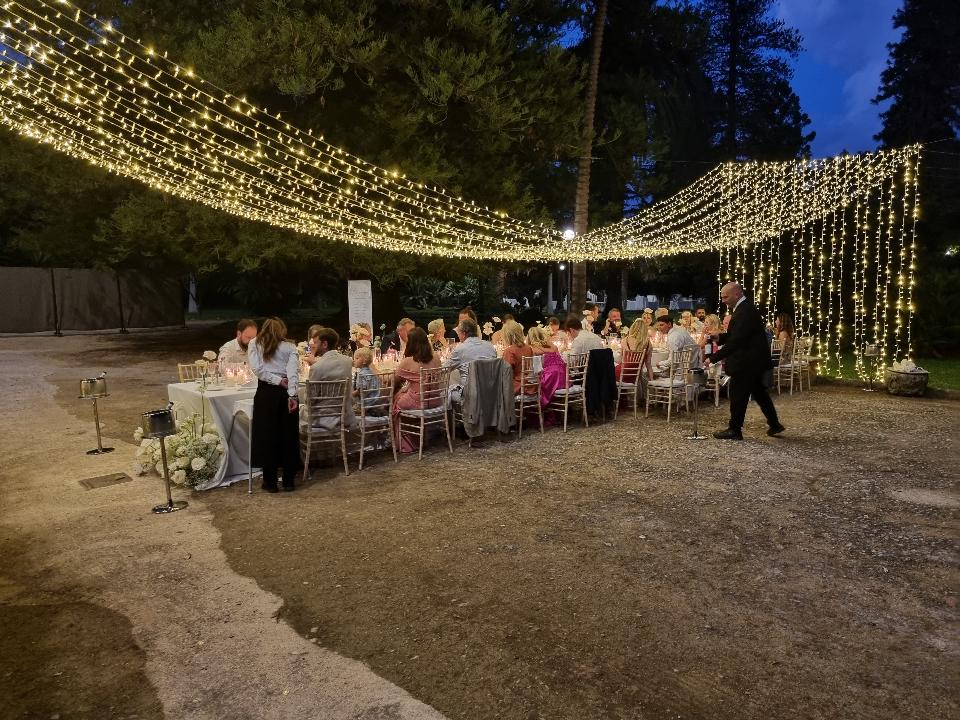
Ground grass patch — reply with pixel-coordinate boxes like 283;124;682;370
823;353;960;390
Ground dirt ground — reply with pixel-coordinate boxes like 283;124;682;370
2;325;957;720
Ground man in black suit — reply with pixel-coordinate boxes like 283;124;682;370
705;282;785;440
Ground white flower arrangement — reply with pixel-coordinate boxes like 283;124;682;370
131;412;222;489
492;316;502;323
482;321;494;337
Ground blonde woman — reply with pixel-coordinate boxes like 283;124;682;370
248;317;300;492
528;325;566;406
701;314;722;356
427;318;448;352
500;321;534;393
620;319;652;384
680;310;695;332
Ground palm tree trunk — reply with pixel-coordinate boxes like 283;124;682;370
571;0;608;314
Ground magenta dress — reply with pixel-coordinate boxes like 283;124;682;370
539;351;567;406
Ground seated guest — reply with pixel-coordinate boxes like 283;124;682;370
490;313;515;345
655;315;699;369
443;318;497;403
621;319;653;383
566;314;604;355
391;328;442;453
383;318;415;355
547;316;562;339
701;314;722;355
501;321;534;394
641;308;654;328
599;307;624;337
680;310;696;333
694;307;707;331
352;347;384;415
773;313;796;358
528;326;566;406
427;318;448;352
218;318;258;365
307;327;355;429
458;305;478;324
303;324;324;366
582;303;600;331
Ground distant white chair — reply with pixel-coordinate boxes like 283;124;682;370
515;354;544;438
356;370;397;470
301;379;351;478
397;366;454;460
614;349;646;419
646;347;693;422
177;362;202;382
547;352;589;432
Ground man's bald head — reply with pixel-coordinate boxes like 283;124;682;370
719;282;745;309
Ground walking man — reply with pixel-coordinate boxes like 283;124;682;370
705;282;785;440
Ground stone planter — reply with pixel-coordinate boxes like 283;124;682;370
884;368;929;396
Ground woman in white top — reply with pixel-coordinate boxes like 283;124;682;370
248;317;300;492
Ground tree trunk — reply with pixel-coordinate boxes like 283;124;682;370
571;0;608;314
724;0;739;157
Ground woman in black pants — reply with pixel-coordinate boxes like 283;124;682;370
247;317;300;492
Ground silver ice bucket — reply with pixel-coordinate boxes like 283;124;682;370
141;407;176;438
79;376;108;399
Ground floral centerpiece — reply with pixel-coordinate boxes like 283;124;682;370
132;411;223;489
194;350;218;389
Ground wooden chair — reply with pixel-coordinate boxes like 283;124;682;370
515;354;544;438
703;363;722;407
614;349;645;419
178;362;202;382
397;366;454;459
645;347;693;422
547;352;589;432
794;336;815;390
301;379;350;478
772;339;802;395
357;370;397;470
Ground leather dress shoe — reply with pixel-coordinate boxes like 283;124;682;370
713;428;744;440
262;485;279;494
767;423;786;436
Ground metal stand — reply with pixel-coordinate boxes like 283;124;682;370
863;346;879;392
84;396;115;455
152;437;188;514
685;369;707;440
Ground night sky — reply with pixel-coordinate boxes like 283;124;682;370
776;0;902;157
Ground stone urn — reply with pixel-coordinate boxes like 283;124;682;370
884;368;929;396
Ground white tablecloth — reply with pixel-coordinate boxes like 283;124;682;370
167;381;258;490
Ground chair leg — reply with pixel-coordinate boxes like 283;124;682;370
304;434;312;482
614;390;620;420
517;402;524;439
582;399;589;428
418;418;425;460
358;428;366;470
537;400;544;434
341;431;349;476
563;399;569;433
445;410;454;453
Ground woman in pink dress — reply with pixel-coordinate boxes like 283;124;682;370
391;328;441;453
500;321;534;394
527;326;566;407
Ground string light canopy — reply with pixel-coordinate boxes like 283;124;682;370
0;1;922;372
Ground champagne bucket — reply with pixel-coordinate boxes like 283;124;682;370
141;407;176;438
79;376;108;399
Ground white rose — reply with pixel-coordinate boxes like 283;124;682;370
191;457;207;471
172;469;187;485
201;433;219;444
215;444;224;454
140;439;152;448
203;350;217;361
176;446;187;456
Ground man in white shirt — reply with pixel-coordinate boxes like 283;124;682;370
694;307;707;332
218;319;258;365
566;315;604;355
307;327;355;429
656;316;700;368
581;303;600;331
443;318;497;402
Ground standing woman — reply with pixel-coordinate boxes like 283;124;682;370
248;317;300;492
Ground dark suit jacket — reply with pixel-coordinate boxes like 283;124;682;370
708;298;772;377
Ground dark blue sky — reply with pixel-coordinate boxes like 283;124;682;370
777;0;903;157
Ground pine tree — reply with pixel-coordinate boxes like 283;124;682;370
701;0;813;160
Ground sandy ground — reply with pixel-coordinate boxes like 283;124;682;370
1;327;958;720
0;331;446;720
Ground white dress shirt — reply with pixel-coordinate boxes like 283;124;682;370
248;340;299;397
665;326;700;367
570;330;605;356
218;338;248;365
443;337;498;401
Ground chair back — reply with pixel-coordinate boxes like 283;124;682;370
565;351;589;387
178;362;201;382
358;370;394;420
794;336;811;359
304;379;349;428
669;347;694;381
621;349;645;383
519;354;542;395
771;339;784;365
417;366;450;410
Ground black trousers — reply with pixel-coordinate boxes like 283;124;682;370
727;372;780;431
251;383;300;488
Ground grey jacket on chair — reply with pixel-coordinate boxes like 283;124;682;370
461;357;514;438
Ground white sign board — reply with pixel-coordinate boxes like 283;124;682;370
347;279;373;329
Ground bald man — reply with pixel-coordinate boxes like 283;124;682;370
704;283;784;440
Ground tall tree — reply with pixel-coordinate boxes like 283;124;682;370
873;0;960;354
571;0;608;314
873;0;960;148
702;0;813;160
